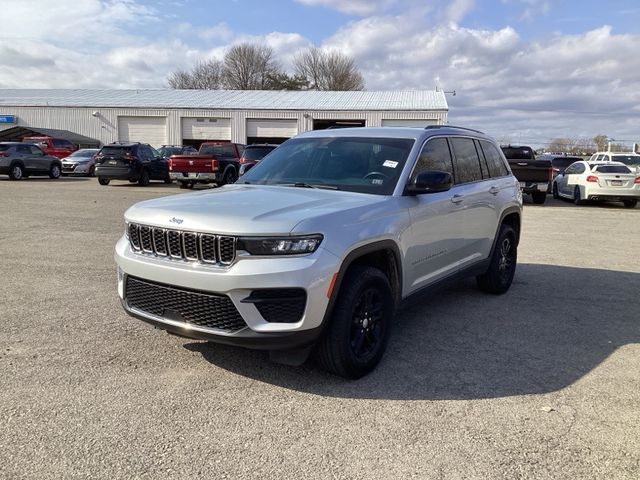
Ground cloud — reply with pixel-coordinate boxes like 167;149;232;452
324;15;640;143
294;0;398;16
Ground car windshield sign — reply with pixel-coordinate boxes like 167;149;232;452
241;136;415;195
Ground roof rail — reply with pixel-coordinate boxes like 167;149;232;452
424;125;485;134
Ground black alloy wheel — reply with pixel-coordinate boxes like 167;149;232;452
98;177;110;186
573;186;584;205
552;183;559;199
477;223;517;294
316;265;394;379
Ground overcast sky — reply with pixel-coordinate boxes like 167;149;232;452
1;0;639;147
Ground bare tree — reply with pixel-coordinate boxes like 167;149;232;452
223;43;280;90
167;59;224;89
294;47;364;91
592;134;608;151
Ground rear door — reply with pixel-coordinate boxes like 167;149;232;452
449;137;498;264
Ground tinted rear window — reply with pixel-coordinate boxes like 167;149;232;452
200;144;236;156
242;146;276;161
551;157;581;168
501;147;535;160
100;146;132;156
593;165;632;174
0;145;11;152
612;155;640;166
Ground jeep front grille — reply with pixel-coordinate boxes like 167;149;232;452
127;223;236;266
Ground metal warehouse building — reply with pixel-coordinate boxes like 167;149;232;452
0;89;448;147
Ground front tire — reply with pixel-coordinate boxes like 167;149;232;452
9;163;24;180
98;177;110;186
316;265;394;379
552;183;559;199
623;199;637;208
49;163;61;179
476;224;517;295
531;191;546;204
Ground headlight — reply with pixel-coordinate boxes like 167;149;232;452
238;235;323;255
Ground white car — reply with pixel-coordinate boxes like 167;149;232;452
588;152;640;173
552;160;640;208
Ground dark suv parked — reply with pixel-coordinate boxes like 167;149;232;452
95;142;171;186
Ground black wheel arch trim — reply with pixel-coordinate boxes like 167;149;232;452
320;240;403;332
488;206;521;261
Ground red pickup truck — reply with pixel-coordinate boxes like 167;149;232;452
168;142;245;189
22;136;78;159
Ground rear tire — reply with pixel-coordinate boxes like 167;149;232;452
476;224;517;295
138;169;150;186
573;186;584;205
531;191;546;204
49;163;61;179
9;163;24;181
178;181;192;189
222;168;237;185
315;265;394;379
164;175;173;184
623;199;637;208
98;177;110;186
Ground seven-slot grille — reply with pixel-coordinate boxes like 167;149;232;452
127;223;236;265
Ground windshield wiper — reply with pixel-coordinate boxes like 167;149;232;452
281;182;339;190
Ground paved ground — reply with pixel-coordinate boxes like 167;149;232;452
1;177;639;480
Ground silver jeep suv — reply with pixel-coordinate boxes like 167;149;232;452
115;126;522;378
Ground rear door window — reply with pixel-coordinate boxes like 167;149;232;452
480;140;510;178
450;137;483;184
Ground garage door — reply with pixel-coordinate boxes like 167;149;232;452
381;119;438;127
246;119;298;139
118;116;167;146
182;118;231;141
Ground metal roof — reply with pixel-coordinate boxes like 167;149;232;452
0;89;448;111
0;126;101;147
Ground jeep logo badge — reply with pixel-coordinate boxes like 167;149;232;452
169;217;184;225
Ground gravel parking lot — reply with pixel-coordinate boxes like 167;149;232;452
1;178;639;479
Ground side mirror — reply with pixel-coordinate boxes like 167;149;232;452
405;170;453;195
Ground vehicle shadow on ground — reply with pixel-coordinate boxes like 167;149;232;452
0;177;92;182
185;263;640;400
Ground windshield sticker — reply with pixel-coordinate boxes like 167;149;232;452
372;179;384;185
383;160;399;168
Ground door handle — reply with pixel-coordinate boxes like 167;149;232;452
451;194;464;204
489;186;500;195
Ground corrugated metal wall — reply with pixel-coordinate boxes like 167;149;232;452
0;106;448;146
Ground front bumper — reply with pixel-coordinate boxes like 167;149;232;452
62;162;92;175
170;172;221;182
115;235;339;349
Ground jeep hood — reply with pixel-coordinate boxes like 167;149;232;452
124;184;385;235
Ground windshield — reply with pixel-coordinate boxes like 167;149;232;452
200;144;236;156
241;136;415;195
70;149;98;157
593;165;632;174
242;146;277;161
612;155;640;166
